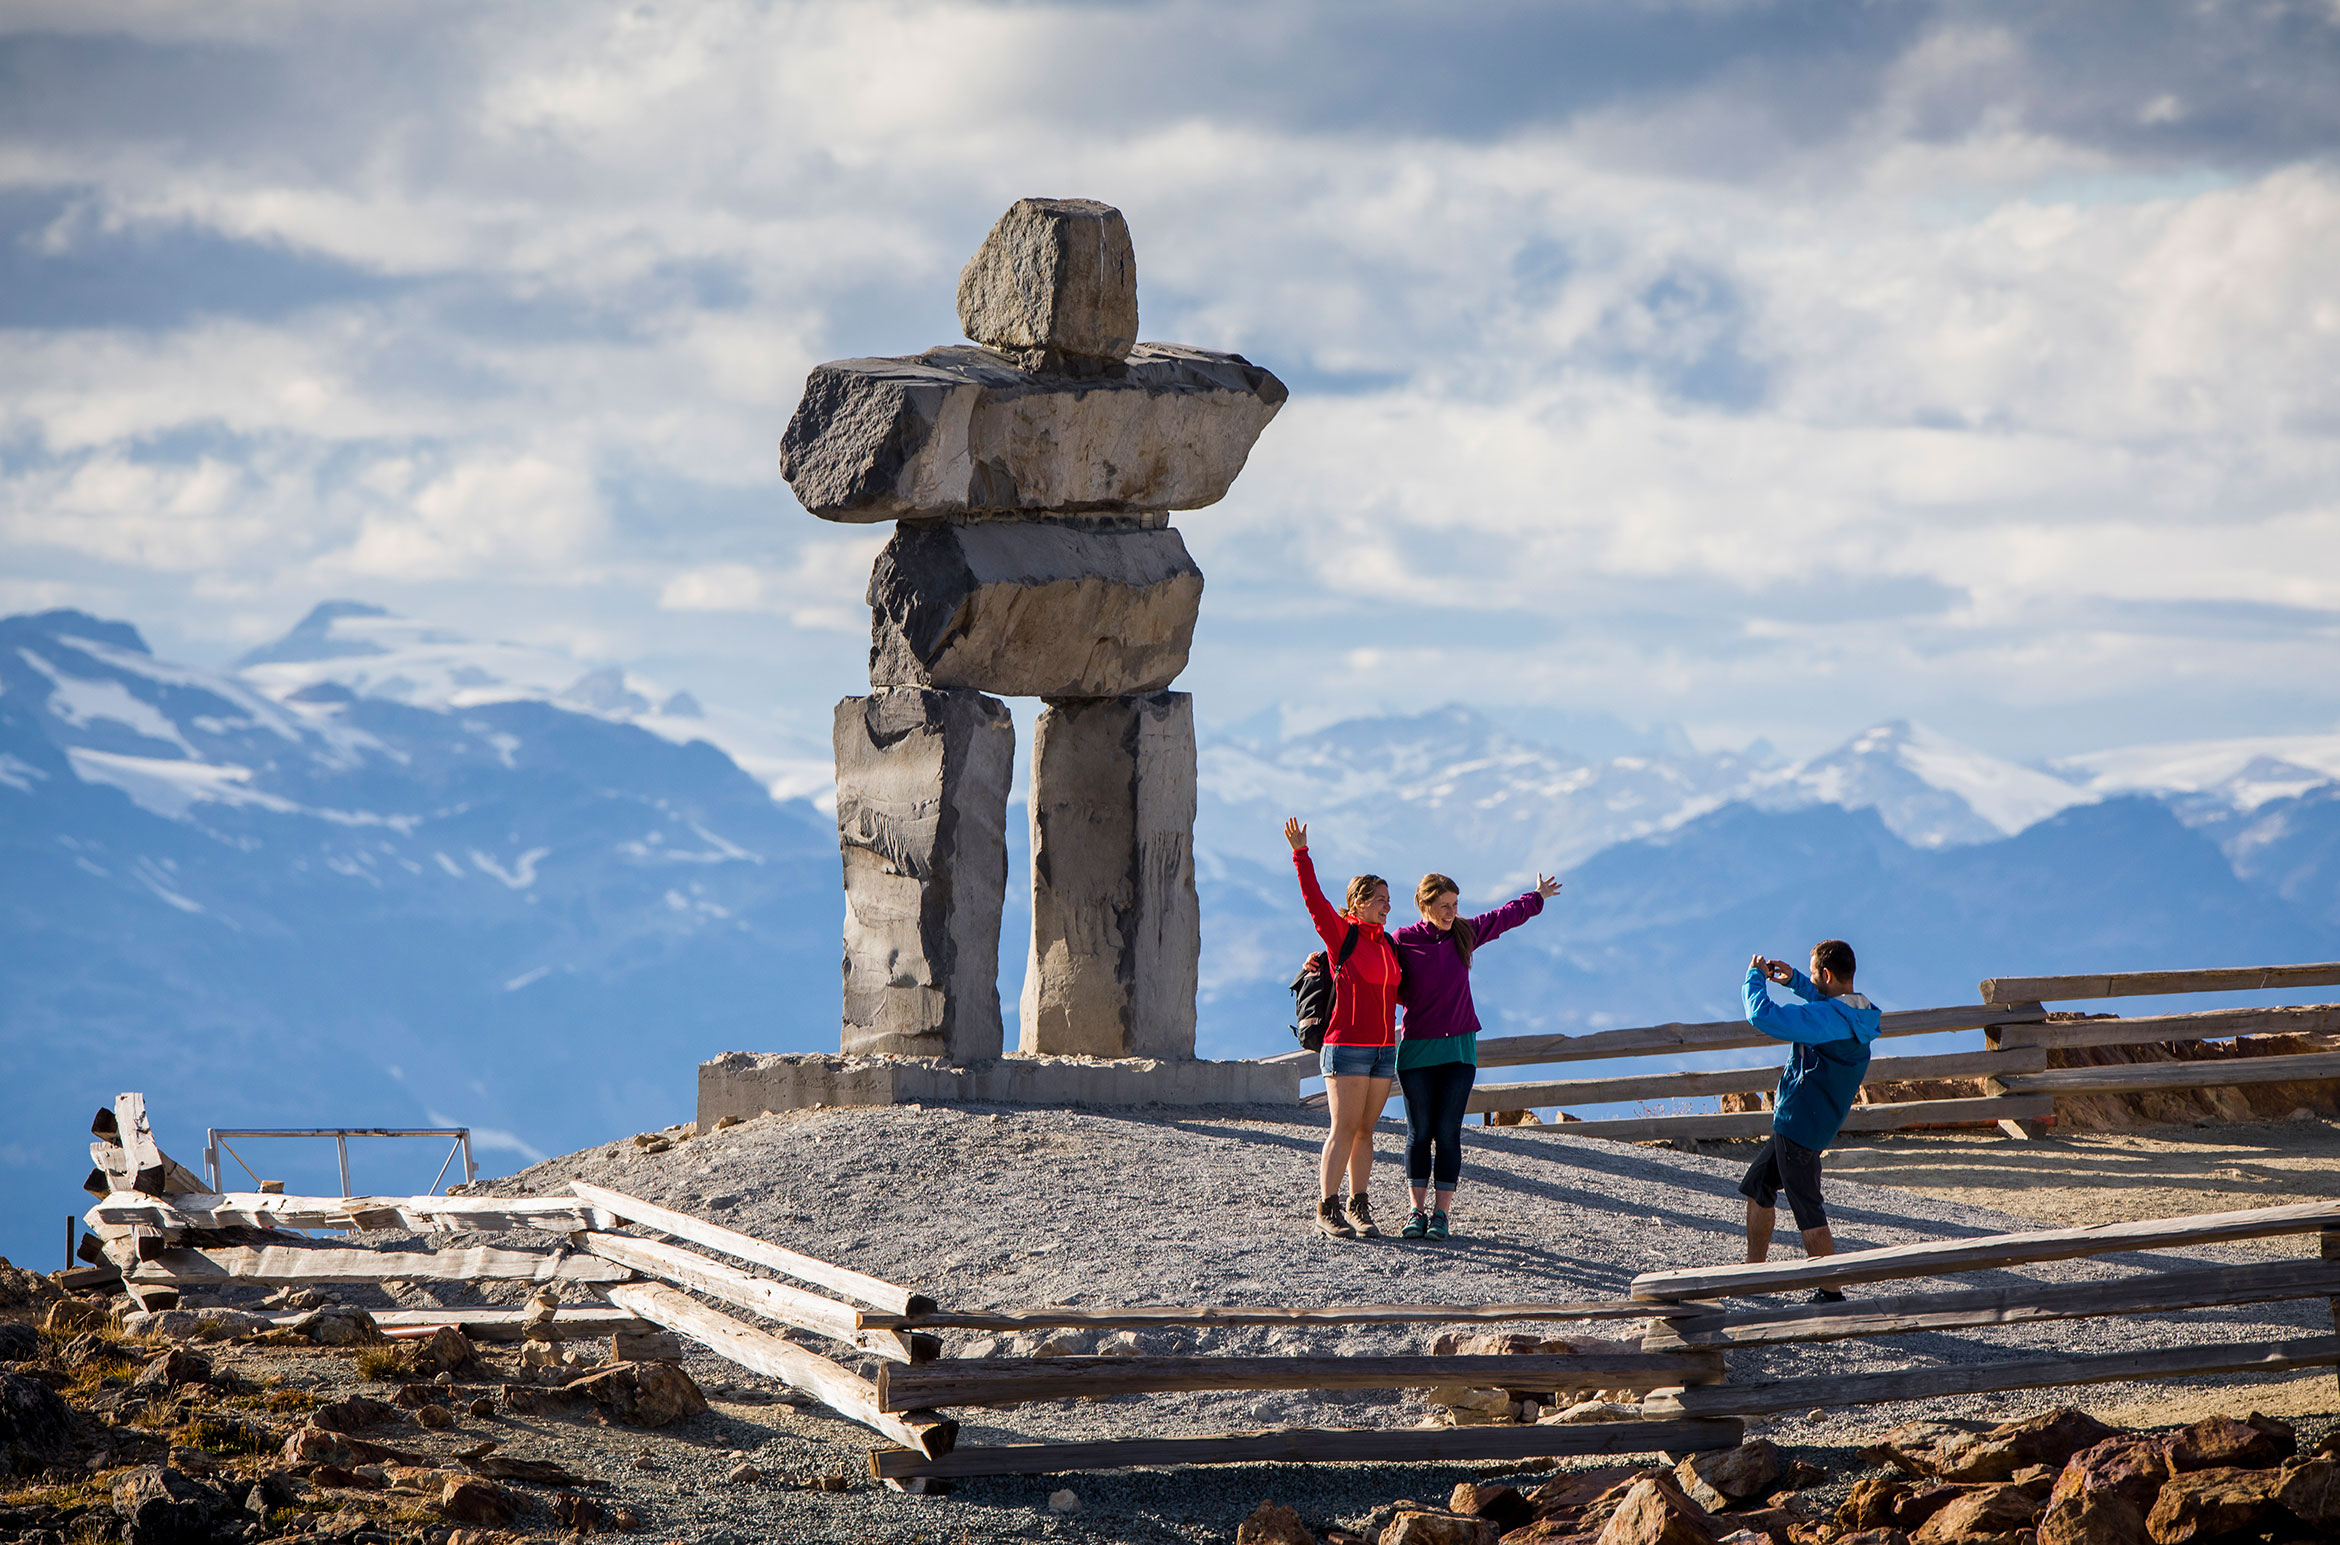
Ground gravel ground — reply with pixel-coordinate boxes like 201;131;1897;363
1828;1116;2340;1228
236;1101;2340;1543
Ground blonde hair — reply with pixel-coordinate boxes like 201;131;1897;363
1416;872;1475;968
1344;874;1388;914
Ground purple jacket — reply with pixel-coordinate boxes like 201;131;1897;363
1394;891;1546;1041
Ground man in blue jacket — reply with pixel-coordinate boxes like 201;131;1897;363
1740;938;1880;1300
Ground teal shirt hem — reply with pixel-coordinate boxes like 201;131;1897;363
1397;1033;1476;1071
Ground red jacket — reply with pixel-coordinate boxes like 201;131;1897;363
1293;848;1399;1048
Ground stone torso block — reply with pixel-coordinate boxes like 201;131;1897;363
1020;692;1199;1061
868;520;1203;698
833;688;1012;1060
779;344;1286;522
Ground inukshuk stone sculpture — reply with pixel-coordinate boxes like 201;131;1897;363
779;198;1285;1066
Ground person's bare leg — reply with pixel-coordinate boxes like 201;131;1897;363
1745;1201;1775;1263
1321;1077;1365;1198
1346;1077;1393;1194
1800;1225;1834;1259
1434;1187;1455;1213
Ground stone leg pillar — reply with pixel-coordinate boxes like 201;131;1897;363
1020;691;1199;1060
834;688;1013;1060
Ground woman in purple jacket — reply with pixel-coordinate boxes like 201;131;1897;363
1393;869;1561;1239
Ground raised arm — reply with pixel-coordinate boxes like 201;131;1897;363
1743;960;1853;1046
1288;826;1349;950
1465;888;1546;947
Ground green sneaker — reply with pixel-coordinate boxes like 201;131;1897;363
1425;1210;1450;1241
1400;1208;1429;1240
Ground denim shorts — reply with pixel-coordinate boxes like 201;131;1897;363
1320;1042;1397;1080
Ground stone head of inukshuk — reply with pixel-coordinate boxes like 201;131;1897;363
779;198;1287;1065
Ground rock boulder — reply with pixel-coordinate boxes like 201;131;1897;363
1675;1440;1783;1512
1593;1476;1718;1544
2161;1412;2293;1472
1234;1500;1317;1545
834;688;1013;1059
0;1372;73;1470
1381;1508;1498;1545
1020;691;1199;1060
1447;1482;1533;1533
2144;1466;2281;1542
1909;1483;2041;1544
112;1465;227;1545
570;1360;708;1428
868;520;1203;697
1937;1408;2119;1481
956;197;1139;369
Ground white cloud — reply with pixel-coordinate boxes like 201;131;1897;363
3;2;2339;757
340;453;604;580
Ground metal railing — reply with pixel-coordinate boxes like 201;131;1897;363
203;1127;476;1197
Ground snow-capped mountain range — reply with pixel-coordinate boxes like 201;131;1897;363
29;597;2337;893
1197;706;2323;896
6;599;2340;1266
233;601;835;804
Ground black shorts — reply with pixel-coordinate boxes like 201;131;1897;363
1738;1133;1828;1231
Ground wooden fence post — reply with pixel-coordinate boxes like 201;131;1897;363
1986;1006;2048;1139
2324;1227;2340;1389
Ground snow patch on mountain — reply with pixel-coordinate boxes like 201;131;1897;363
2058;731;2340;811
1755;720;2091;847
21;648;201;756
237;602;832;802
65;748;290;821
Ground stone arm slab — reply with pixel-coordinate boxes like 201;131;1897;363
780;344;1286;521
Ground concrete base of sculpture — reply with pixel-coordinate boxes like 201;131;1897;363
697;1050;1302;1122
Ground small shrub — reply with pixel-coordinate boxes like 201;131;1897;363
261;1387;315;1414
174;1416;272;1459
353;1346;406;1380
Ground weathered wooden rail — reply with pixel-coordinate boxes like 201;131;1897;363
1280;958;2340;1142
76;1082;2340;1486
1629;1199;2340;1420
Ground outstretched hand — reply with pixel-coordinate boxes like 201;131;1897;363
1534;874;1561;899
1283;817;1308;851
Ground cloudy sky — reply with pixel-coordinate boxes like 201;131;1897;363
5;0;2339;762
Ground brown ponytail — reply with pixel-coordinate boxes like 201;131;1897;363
1416;873;1474;969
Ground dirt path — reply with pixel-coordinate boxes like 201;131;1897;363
1823;1116;2340;1228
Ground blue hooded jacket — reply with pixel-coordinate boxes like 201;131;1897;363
1744;964;1882;1151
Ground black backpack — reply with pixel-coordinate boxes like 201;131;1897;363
1289;924;1369;1053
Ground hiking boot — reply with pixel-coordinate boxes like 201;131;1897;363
1425;1210;1450;1241
1345;1195;1381;1238
1315;1197;1356;1239
1809;1288;1846;1304
1400;1208;1430;1240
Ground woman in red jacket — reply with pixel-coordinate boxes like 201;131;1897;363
1285;816;1401;1239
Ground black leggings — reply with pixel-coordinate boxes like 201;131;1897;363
1399;1060;1476;1190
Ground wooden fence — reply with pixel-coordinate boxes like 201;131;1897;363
77;1090;2340;1484
1278;958;2340;1143
77;1099;1743;1482
1626;1199;2340;1419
